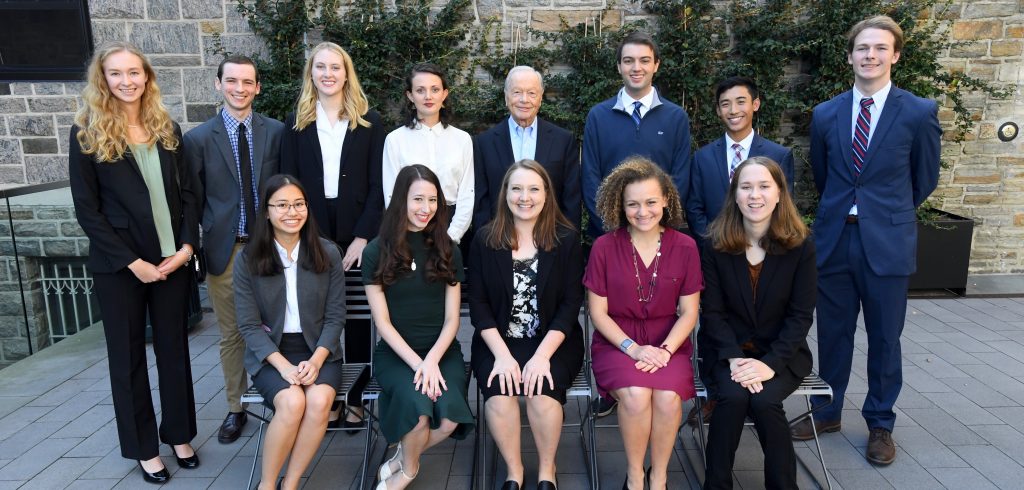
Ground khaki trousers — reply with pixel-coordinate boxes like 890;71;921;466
207;243;248;413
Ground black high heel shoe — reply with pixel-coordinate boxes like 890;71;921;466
171;444;200;469
138;461;170;484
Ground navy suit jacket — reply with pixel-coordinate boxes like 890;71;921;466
184;112;284;275
473;117;581;230
810;87;941;276
686;134;794;247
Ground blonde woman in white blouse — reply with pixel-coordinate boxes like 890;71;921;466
382;62;474;243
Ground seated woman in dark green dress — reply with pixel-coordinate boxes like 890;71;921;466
362;164;475;490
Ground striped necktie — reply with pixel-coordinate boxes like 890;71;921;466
631;101;642;127
729;143;742;180
852;97;874;174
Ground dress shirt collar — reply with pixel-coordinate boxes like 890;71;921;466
725;130;755;152
618;87;657;113
221;109;252;134
508;115;538;136
414;120;447;136
274;238;301;267
852;81;891;112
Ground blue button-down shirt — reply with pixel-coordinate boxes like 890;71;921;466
221;110;257;235
508;116;538;162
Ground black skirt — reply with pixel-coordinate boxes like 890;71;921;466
251;333;345;410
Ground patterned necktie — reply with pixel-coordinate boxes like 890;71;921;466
631;100;643;127
852;97;874;174
728;143;743;180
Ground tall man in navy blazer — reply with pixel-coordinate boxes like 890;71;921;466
474;66;580;231
791;16;941;466
582;31;691;241
184;55;284;444
686;76;793;249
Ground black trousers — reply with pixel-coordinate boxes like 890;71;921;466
703;362;801;490
93;266;197;460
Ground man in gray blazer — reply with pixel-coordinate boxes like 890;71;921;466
184;55;284;443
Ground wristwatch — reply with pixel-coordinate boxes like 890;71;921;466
619;338;635;354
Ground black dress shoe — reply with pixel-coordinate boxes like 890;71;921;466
138;461;170;484
218;411;247;443
171;445;200;469
500;481;521;490
538;480;557;490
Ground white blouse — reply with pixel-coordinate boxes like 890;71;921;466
274;239;302;334
316;102;349;199
382;122;474;242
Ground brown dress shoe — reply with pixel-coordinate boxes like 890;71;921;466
686;399;716;426
790;417;841;441
866;427;896;465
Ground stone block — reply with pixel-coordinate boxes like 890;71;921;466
32;84;64;96
997;157;1024;166
991;40;1023;57
0;318;23;338
164;96;185;123
186;103;218;122
0;84;9;96
1008;25;1024;38
963;1;1019;19
154;68;183;96
182;68;219;103
91;21;127;47
0;99;27;114
182;0;224;19
13;222;58;238
0;166;25;184
77;240;89;256
129;23;200;54
35;208;71;220
200;20;225;34
25;156;68;184
147;0;180;20
60;222;86;237
28;98;78;114
953;167;1001;184
532;9;622;32
56;115;76;126
43;240;77;257
963;193;998;204
10;83;32;95
952;20;1003;40
90;0;144;18
0;138;20;162
507;0;549;6
476;0;501;19
8;116;53;137
967;62;997;80
205;34;268;66
225;3;253;33
149;55;203;67
2;339;30;362
21;139;58;155
554;0;604;6
950;41;989;57
1015;213;1024;226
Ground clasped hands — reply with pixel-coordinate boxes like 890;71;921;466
729;357;775;393
626;344;671;373
128;244;193;283
277;359;322;386
414;357;448;402
486;354;554;397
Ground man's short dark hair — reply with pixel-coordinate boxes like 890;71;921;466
616;31;660;63
715;76;759;104
217;55;259;83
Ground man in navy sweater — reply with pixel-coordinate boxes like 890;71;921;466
582;31;692;241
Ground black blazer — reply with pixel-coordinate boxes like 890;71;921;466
700;240;816;378
467;226;585;371
472;117;581;230
69;124;199;274
280;110;386;247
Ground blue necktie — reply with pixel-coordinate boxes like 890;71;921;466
852;97;874;174
631;101;643;127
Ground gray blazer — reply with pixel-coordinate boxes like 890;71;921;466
184;111;285;275
233;237;346;375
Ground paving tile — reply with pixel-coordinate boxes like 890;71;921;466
885;426;969;469
939;377;1018;407
874;447;943;489
64;478;119;489
0;396;33;420
904;353;970;378
902;366;953;393
0;405;50;442
971;351;1024;376
18;456;99;490
0;436;81;480
831;468;894;489
919;391;1003;425
0;421;60;459
0;481;25;489
77;450;134;480
920;341;985;365
950;444;1024;490
927;467;999;489
987;407;1024;434
66;420;120;457
933;332;997;353
901;408;987;445
26;378;101;407
51;403;115;439
36;390;108;423
968;425;1024;467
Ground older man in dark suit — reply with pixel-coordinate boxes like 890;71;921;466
473;66;580;232
184;55;284;444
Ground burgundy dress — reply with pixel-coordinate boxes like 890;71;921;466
583;227;703;400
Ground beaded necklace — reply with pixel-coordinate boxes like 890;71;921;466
630;230;663;303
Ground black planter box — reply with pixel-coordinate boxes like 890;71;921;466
909;210;975;296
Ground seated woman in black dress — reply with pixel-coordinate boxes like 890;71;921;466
233;175;347;490
700;157;816;490
468;160;584;490
362;164;475;490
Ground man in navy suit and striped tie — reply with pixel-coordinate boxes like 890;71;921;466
790;15;941;465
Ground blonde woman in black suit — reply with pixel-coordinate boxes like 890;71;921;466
234;174;346;490
69;41;200;484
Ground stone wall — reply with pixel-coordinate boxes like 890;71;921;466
0;0;1020;273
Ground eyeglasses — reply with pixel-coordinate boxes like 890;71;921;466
268;201;308;213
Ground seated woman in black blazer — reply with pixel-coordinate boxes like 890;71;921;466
468;160;584;490
700;156;816;490
233;174;346;490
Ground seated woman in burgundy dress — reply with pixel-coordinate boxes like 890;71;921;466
584;157;702;490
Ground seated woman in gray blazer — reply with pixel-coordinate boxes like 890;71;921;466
234;174;346;490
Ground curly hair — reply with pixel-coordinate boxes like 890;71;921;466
74;42;178;162
707;156;808;254
293;42;371;132
594;156;684;232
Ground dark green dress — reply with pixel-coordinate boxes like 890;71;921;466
361;231;474;443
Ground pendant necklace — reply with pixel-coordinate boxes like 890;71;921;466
630;231;663;303
410;259;417;271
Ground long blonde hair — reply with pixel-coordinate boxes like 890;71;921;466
74;42;178;162
293;42;371;131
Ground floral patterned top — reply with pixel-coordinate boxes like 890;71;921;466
508;256;539;338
